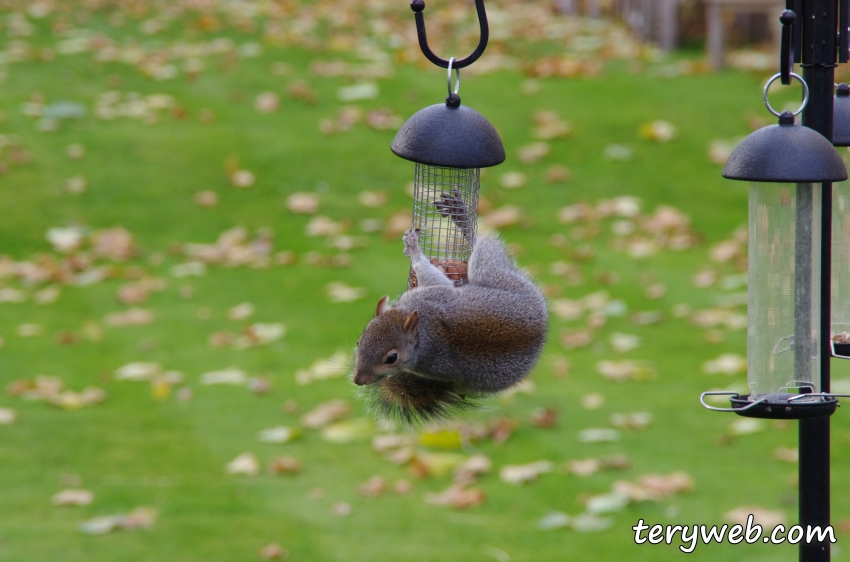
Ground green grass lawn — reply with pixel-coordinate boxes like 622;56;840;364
1;3;850;561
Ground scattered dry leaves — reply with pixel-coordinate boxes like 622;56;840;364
260;543;289;560
724;506;786;528
286;193;320;214
268;456;302;476
499;460;554;485
295;350;350;385
424;484;486;509
53;489;94;506
301;399;351;429
226;452;260;476
0;408;16;424
453;455;492;486
595;360;656;381
79;507;157;535
104;308;154;327
639;120;676;142
702;353;746;375
357;475;387;497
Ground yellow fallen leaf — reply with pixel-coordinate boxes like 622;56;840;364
419;429;462;449
639;120;676;142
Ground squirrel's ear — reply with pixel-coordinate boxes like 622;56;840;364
375;295;390;317
403;310;419;333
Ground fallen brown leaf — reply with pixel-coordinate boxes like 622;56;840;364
499;461;554;485
453;455;492;486
724;506;786;528
424;484;485;509
260;543;289;560
195;190;218;207
530;407;558;428
286;193;320;214
301;399;351;429
226;452;260;475
357;475;386;497
104;308;155;327
53;489;94;506
268;456;302;475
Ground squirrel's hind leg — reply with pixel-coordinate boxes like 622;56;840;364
403;229;454;288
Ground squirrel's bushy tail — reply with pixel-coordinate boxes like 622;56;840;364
360;372;481;426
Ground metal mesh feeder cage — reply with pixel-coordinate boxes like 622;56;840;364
391;53;505;289
700;72;848;419
409;164;480;288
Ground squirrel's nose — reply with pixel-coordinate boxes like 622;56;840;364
353;371;377;386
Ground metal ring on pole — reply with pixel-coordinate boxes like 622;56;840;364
445;57;461;106
763;72;809;117
447;57;460;96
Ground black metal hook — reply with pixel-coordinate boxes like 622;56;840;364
780;9;795;85
410;0;489;70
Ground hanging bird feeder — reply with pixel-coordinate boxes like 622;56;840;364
830;82;850;358
699;14;848;419
391;0;505;289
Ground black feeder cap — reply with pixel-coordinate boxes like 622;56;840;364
833;83;850;147
722;112;847;183
391;103;505;168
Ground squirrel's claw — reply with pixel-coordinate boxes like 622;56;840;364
403;229;422;260
433;190;467;222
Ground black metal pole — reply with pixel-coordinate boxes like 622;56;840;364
799;0;836;560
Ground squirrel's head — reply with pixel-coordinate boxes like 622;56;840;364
353;296;420;386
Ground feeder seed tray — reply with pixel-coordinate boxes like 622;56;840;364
832;332;850;357
729;393;839;419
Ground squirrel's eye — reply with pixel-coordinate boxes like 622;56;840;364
356;339;360;346
385;352;398;365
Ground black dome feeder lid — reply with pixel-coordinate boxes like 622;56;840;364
391;103;505;169
833;83;850;147
722;111;847;183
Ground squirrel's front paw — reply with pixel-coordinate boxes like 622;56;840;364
403;229;422;259
433;189;467;223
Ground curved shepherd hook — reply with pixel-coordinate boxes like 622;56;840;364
410;0;489;69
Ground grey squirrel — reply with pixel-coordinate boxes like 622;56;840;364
353;219;548;424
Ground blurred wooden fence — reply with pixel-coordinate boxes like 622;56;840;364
555;0;783;68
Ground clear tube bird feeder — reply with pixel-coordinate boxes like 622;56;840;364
701;72;847;418
747;181;822;399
